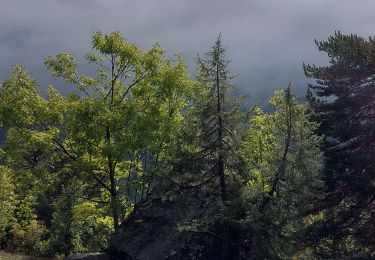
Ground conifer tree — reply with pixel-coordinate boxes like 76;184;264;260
189;35;244;200
304;32;375;256
241;84;323;258
166;36;246;259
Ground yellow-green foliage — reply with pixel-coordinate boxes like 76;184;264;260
0;166;16;245
9;220;48;255
240;85;323;258
0;31;197;256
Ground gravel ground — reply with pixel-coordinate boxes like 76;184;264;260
0;251;55;260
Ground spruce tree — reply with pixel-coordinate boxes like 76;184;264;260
193;35;244;200
167;36;246;259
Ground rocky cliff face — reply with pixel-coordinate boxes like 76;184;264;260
107;186;234;260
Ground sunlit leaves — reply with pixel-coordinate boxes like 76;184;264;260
0;166;16;244
45;53;78;82
0;66;41;128
240;86;323;258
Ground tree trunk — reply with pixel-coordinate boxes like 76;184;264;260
110;173;119;230
108;57;120;231
216;61;226;201
250;87;293;257
106;125;119;230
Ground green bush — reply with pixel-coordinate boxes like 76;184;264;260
8;220;48;254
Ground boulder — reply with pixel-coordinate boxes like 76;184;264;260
66;253;109;260
107;186;227;260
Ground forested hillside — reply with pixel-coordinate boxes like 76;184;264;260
0;31;373;259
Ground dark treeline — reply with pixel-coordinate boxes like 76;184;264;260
0;31;373;259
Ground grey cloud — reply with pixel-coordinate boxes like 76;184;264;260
0;27;33;51
1;0;375;104
57;0;102;9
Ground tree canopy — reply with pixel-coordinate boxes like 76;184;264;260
0;31;373;259
304;31;375;257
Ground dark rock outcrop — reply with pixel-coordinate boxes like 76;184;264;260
108;187;230;260
66;253;109;260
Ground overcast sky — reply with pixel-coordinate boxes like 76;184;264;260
1;0;375;104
